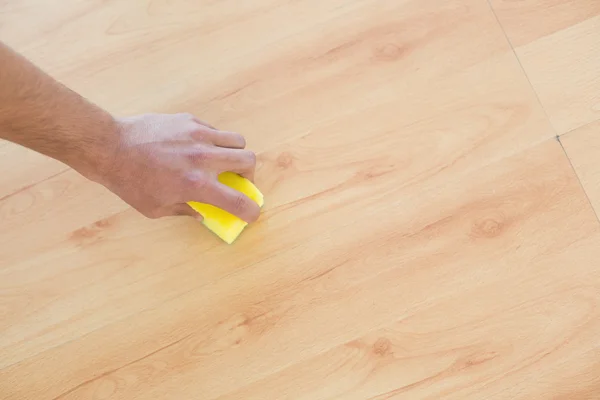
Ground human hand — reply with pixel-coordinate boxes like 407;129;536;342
92;113;260;222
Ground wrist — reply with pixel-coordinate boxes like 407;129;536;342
64;112;123;184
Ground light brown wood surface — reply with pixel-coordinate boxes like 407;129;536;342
2;1;600;399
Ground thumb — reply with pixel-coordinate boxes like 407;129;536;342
167;203;204;222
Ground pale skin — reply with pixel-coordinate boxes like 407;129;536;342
0;41;261;223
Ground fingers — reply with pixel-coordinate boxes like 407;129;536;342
190;181;261;223
188;116;246;149
164;178;261;223
213;183;261;222
206;129;246;149
188;147;256;182
212;148;256;181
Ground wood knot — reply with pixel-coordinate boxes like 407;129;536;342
95;218;111;228
276;152;294;169
471;217;504;238
71;226;97;240
458;351;499;370
373;337;393;357
70;217;113;243
373;43;407;61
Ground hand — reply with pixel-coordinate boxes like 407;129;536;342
93;113;260;222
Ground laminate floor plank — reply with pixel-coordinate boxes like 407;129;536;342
490;0;600;134
2;1;600;399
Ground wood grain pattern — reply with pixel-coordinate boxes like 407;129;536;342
562;120;600;215
490;0;600;134
2;0;600;399
0;143;69;199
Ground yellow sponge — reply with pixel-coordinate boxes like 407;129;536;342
187;172;264;244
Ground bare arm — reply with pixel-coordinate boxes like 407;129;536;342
0;42;260;222
0;42;118;178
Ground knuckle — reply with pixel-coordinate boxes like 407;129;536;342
188;149;211;164
190;126;210;142
186;171;211;190
233;194;248;213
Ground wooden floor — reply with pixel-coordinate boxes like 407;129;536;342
2;0;600;399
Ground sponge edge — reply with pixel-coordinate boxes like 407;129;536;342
187;172;264;244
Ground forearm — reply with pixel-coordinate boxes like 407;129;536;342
0;41;119;179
